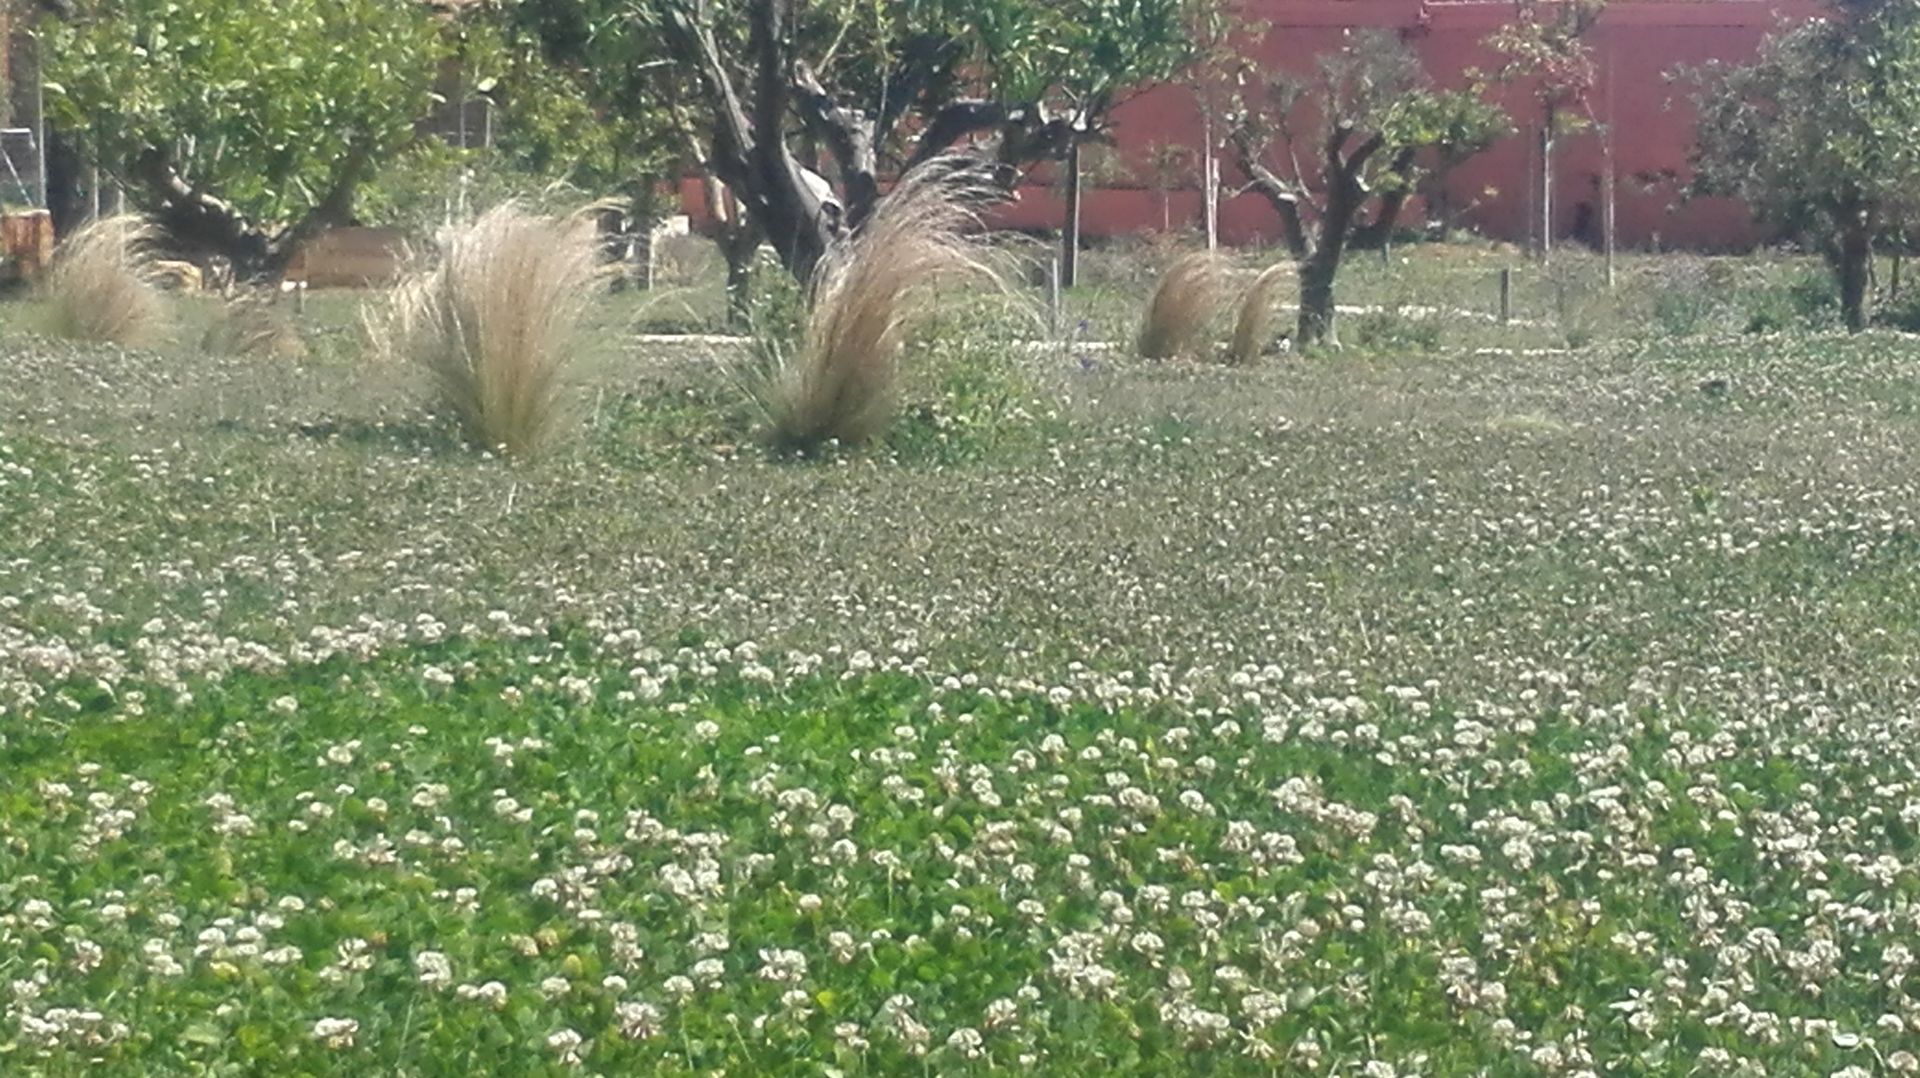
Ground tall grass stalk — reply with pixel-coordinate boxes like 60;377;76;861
1229;263;1294;365
40;215;165;347
750;157;1001;451
202;289;307;360
1137;251;1226;360
385;203;600;457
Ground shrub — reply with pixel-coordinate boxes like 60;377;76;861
887;320;1040;464
1545;258;1612;349
383;203;601;457
1350;305;1444;354
1228;263;1293;365
1137;251;1225;360
1648;258;1716;339
1744;268;1840;334
747;157;1001;452
39;215;165;347
201;289;307;360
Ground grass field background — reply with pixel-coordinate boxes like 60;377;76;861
5;242;1920;1074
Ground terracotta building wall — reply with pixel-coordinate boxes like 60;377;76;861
991;0;1827;250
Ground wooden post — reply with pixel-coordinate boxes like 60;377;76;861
1499;268;1513;326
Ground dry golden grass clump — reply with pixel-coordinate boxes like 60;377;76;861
1137;250;1226;360
40;215;166;347
382;203;600;457
202;289;307;360
753;157;1001;451
1229;262;1294;365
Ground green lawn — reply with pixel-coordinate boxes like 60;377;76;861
5;251;1920;1075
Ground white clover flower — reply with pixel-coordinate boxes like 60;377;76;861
546;1027;585;1065
455;981;510;1008
615;1000;662;1040
946;1026;985;1059
312;1016;358;1049
757;948;808;984
414;950;452;989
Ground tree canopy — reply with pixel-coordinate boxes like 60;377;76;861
43;0;447;276
513;0;1196;284
1228;28;1507;344
1689;0;1920;330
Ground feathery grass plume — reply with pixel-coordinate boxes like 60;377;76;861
1229;262;1295;365
202;289;307;360
1137;250;1226;360
750;156;1004;452
40;215;165;347
386;203;600;457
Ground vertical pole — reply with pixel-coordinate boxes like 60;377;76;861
1499;268;1512;326
1202;106;1219;251
1524;124;1538;259
31;41;47;209
1047;254;1062;338
1061;139;1082;290
1539;123;1554;264
1603;47;1616;290
1603;158;1616;290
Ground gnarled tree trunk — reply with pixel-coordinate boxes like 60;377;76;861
126;143;373;282
1298;176;1364;347
1835;211;1874;333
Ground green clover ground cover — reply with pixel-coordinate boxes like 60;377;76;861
5;630;1917;1076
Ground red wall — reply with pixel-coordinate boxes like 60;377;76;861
685;0;1828;251
1004;0;1828;249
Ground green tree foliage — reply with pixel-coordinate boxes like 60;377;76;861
361;13;680;237
1228;29;1508;345
513;0;1196;290
1689;0;1920;332
43;0;446;277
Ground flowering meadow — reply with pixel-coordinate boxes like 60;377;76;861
5;307;1920;1075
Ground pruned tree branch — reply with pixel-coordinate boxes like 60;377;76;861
1227;125;1310;259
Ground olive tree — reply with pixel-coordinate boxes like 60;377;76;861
1689;0;1920;332
43;0;446;279
1228;29;1506;345
515;0;1193;300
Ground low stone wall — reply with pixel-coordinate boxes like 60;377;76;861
285;227;410;289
